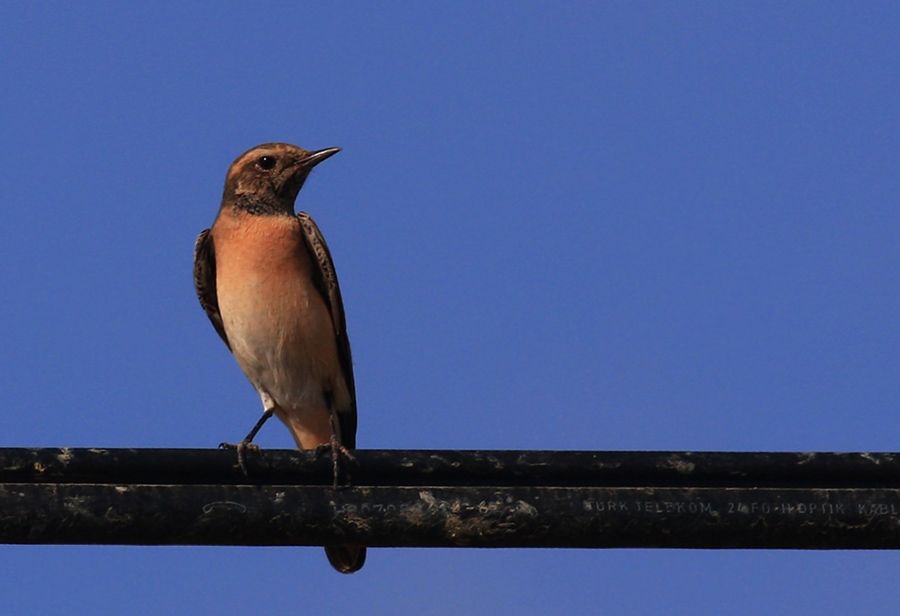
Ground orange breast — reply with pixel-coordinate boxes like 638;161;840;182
209;211;345;423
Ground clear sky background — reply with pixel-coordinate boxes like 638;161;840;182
1;3;898;614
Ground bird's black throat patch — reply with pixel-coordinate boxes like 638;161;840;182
229;194;291;217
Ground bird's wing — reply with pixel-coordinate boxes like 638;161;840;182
193;229;231;350
297;212;358;448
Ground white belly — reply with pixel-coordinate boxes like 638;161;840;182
218;271;339;411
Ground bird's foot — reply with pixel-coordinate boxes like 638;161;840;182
315;435;357;489
218;408;275;476
219;440;260;476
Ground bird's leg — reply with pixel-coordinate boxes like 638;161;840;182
314;393;356;488
315;433;357;488
220;408;274;475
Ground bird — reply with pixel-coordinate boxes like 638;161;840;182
193;142;365;574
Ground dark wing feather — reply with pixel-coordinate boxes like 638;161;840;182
297;212;358;448
193;229;230;350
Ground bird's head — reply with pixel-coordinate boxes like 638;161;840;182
221;143;340;215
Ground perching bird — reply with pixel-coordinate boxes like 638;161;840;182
193;142;365;574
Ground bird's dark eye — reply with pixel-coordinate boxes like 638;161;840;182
256;155;277;170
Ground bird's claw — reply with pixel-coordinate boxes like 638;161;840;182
219;440;260;476
315;435;357;488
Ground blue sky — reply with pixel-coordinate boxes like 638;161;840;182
1;2;898;614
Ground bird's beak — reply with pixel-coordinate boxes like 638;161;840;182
279;147;341;199
301;147;341;169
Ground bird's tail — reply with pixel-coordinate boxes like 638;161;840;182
325;544;366;574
